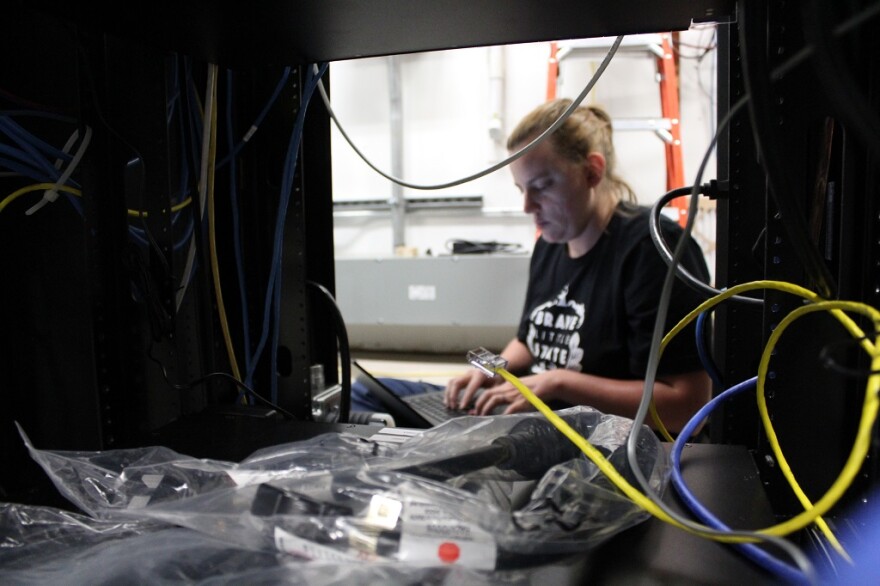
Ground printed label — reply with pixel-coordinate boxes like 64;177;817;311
399;498;497;569
274;527;363;562
226;469;296;487
366;494;403;530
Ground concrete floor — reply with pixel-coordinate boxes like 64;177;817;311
350;351;469;386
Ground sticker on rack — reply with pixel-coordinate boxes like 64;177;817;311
398;498;497;570
407;284;436;301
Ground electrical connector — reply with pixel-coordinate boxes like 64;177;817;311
466;347;508;377
701;179;729;200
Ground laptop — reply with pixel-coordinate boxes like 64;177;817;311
352;360;490;428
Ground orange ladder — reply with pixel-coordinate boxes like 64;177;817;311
547;34;688;226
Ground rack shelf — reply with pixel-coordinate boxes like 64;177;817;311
23;0;734;66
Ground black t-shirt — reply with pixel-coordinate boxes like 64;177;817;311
516;203;710;380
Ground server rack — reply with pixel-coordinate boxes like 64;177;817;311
714;1;880;528
1;6;333;504
4;2;878;562
2;0;737;507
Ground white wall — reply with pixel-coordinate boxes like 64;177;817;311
329;27;719;280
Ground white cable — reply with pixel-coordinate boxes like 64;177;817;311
619;6;880;568
316;36;624;191
25;126;92;216
623;91;817;581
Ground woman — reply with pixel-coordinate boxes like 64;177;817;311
443;99;710;433
352;99;711;433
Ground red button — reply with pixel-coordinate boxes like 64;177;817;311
437;541;460;563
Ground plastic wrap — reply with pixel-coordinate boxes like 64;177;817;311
8;407;668;582
1;503;528;585
16;423;388;519
0;502;587;585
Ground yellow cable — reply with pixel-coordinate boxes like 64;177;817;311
649;280;821;440
0;182;191;218
493;279;880;546
0;183;80;213
648;401;672;442
496;367;758;543
126;197;192;218
653;281;873;557
204;66;242;384
756;300;879;563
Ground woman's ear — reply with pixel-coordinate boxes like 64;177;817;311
584;152;606;188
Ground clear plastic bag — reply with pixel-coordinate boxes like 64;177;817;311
8;407;668;582
1;503;522;585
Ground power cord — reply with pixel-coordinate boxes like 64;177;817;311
147;344;295;420
819;334;880;378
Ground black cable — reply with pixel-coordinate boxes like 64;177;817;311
802;1;880;160
74;37;181;349
770;2;880;81
749;226;767;269
718;3;880;299
649;185;716;298
649;181;763;305
74;41;170;275
737;0;837;299
147;344;296;420
307;280;351;423
123;243;172;341
819;336;880;378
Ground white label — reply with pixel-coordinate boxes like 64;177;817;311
141;474;164;489
407;284;436;301
127;495;152;510
366;494;403;530
274;527;363;562
226;469;296;487
399;499;497;569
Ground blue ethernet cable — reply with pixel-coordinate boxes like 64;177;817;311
184;59;204;182
0;115;85;216
246;63;327;402
0;152;55;183
167;56;180;126
269;63;328;403
128;212;193;251
225;70;253;398
671;377;809;584
0;109;78;125
696;310;724;389
0;115;72;164
218;67;291;169
218;65;292;400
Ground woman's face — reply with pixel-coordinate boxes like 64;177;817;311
510;138;594;245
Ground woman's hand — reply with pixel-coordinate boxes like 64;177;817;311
444;368;502;410
471;370;568;415
445;339;535;411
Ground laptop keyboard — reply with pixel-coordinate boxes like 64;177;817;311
403;391;469;424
